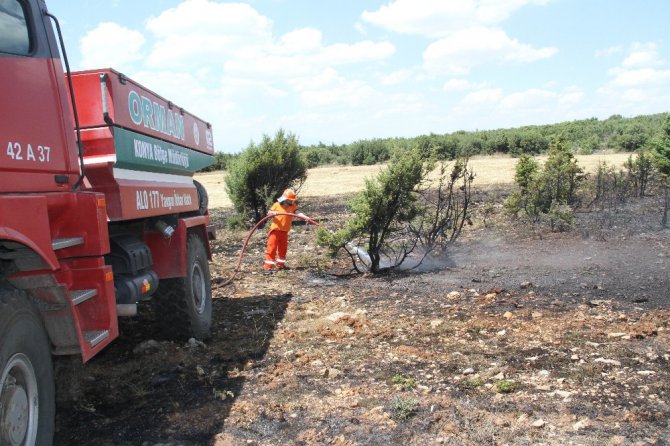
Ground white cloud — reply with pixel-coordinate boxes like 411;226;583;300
300;79;376;108
321;41;395;65
221;39;394;82
145;0;273;67
423;27;557;74
381;69;414;85
278;28;322;54
454;86;583;123
462;88;504;105
80;22;145;69
598;42;670;110
500;88;557;110
443;78;487;92
608;67;670;88
622;42;665;68
362;0;550;37
595;45;623;58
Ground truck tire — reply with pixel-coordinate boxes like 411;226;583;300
193;180;208;216
154;234;212;340
0;287;55;446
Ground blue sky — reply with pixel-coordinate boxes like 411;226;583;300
47;0;670;153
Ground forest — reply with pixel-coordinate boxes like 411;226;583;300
203;112;668;171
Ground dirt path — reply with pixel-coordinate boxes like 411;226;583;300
54;194;670;445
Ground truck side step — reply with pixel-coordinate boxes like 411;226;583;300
71;289;97;305
52;237;84;251
84;330;109;347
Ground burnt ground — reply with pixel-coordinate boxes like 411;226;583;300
54;187;670;445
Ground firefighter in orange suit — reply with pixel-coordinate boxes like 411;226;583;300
264;189;307;272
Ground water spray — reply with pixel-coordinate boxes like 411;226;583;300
344;241;371;270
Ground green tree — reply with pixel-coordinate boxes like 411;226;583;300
225;129;307;223
542;140;583;206
624;150;654;197
350;139;391;165
318;151;474;272
514;154;539;192
651;115;670;227
319;149;428;272
506;141;583;229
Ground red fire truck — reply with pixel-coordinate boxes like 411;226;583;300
1;1;216;443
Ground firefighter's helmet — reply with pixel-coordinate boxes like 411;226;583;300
281;189;297;202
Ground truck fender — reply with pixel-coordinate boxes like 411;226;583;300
0;230;59;272
144;215;210;279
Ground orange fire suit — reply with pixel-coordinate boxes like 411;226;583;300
265;201;298;270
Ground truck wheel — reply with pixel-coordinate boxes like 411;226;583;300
154;234;212;340
193;180;208;216
0;288;54;446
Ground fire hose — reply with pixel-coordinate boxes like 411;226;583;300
219;212;321;287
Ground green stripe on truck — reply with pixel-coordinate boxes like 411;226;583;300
113;127;214;175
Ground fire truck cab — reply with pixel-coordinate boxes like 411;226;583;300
0;1;216;444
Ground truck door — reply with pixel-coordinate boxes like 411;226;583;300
0;0;80;193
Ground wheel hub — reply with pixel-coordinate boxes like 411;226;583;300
1;354;38;446
1;383;29;445
191;263;206;314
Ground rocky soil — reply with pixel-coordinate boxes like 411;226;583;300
54;188;670;445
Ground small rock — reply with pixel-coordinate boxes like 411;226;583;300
462;368;475;375
555;390;572;399
532;419;545;428
430;319;444;328
185;337;206;349
503;311;514;319
637;370;656;376
607;332;627;338
594;358;621;367
326;311;350;322
447;291;462;300
573;418;591;431
133;339;161;355
322;368;341;378
520;281;533;289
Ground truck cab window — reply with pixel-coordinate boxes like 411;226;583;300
0;0;30;55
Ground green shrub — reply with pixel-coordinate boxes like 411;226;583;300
624;150;654;198
495;380;516;393
392;374;417;390
462;377;484;389
392;397;417;421
224;129;307;223
319;148;427;272
651;115;670;227
506;141;583;229
225;213;247;230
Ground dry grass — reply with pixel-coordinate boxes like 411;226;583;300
195;152;634;209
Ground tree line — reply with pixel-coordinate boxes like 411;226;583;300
201;112;668;172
